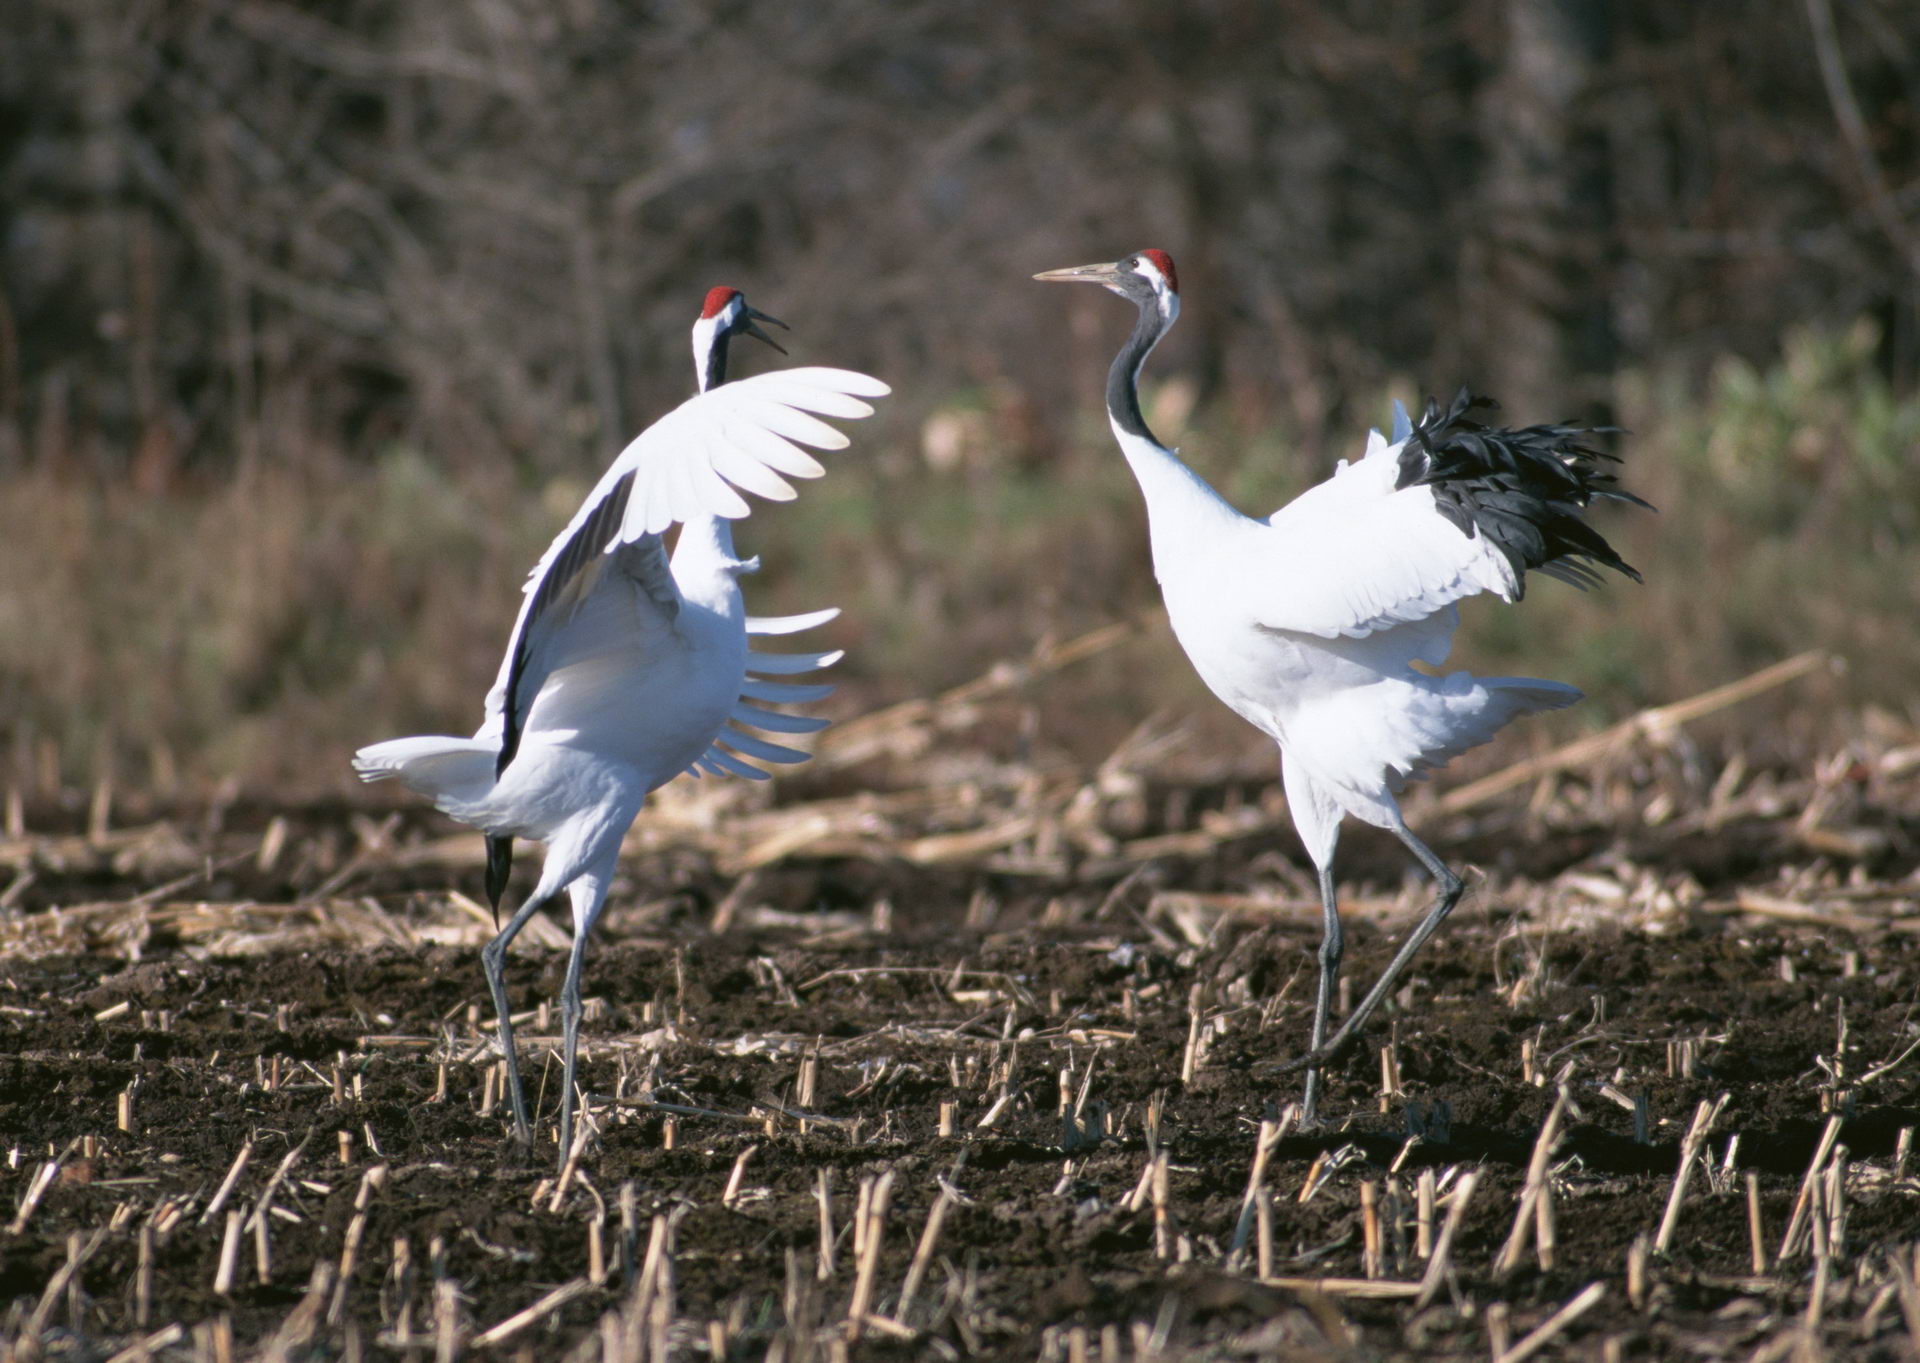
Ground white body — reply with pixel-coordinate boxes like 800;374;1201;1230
353;364;884;936
1037;248;1631;1120
1113;413;1576;868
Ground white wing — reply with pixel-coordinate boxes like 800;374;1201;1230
602;367;889;537
478;368;885;770
1247;429;1516;645
687;608;843;781
478;532;679;767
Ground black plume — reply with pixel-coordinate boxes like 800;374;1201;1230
1395;388;1650;593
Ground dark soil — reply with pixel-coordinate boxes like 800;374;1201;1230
2;814;1918;1360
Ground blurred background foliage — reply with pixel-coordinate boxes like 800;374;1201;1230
0;0;1916;794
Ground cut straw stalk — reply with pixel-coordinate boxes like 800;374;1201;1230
243;1131;312;1234
846;1169;895;1336
1495;1089;1569;1276
816;1170;836;1282
21;1227;106;1343
1888;1247;1920;1351
1777;1115;1844;1261
200;1140;255;1226
101;1323;185;1363
721;1144;758;1208
1654;1093;1730;1254
1361;1181;1382;1278
471;1279;595;1347
897;1181;959;1321
811;621;1134;770
1413;1170;1480;1312
213;1210;245;1295
1259;1276;1424;1299
1229;1116;1288;1260
9;1158;60;1234
1495;1282;1606;1363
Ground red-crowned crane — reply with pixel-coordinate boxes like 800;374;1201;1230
1036;250;1645;1123
355;290;885;1163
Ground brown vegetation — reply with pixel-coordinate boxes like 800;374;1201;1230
1;676;1919;1358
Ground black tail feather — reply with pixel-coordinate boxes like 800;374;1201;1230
1396;388;1649;592
484;835;513;930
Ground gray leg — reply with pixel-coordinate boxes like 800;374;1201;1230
1282;824;1463;1079
554;924;591;1170
481;891;553;1145
1301;864;1343;1125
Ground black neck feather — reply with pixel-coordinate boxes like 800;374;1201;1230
702;329;733;392
1106;297;1171;446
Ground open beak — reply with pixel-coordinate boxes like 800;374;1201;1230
743;306;789;355
1033;261;1125;286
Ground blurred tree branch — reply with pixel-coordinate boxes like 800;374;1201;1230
1804;0;1920;280
3;0;1917;481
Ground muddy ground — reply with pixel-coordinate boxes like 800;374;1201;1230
0;773;1918;1361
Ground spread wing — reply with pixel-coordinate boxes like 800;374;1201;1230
1251;429;1517;649
1251;395;1641;649
477;524;678;771
686;607;842;781
597;366;889;537
479;366;887;772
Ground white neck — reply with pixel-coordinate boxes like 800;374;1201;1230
671;303;753;608
1109;419;1243;579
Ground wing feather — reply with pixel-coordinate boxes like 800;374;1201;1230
730;702;832;735
489;533;678;766
1249;431;1516;644
607;367;886;536
746;607;840;635
716;728;812;764
695;746;774;781
746;649;845;675
716;412;830;479
708;444;800;503
725;398;850;450
739;678;836;703
678;604;843;780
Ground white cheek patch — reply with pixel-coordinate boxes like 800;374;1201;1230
1131;260;1177;318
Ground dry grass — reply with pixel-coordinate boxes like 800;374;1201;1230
0;651;1918;1358
3;793;1918;1361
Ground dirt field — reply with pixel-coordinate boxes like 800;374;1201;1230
2;703;1919;1361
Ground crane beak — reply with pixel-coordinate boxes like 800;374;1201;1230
1033;261;1125;287
743;306;789;355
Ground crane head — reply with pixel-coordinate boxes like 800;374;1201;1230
698;286;789;355
1034;250;1179;311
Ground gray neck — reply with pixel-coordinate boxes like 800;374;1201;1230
1106;295;1173;446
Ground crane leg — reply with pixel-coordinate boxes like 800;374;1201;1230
481;889;554;1146
1310;824;1462;1074
1300;864;1342;1126
554;923;591;1172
